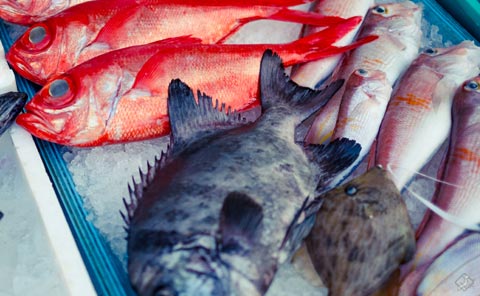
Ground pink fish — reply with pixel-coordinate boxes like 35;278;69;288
304;1;422;144
328;68;392;186
375;42;480;191
292;0;375;88
400;76;480;288
7;0;352;85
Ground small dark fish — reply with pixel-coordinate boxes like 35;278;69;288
0;210;3;220
124;50;361;296
305;166;415;296
0;91;27;136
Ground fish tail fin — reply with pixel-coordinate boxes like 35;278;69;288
283;35;378;67
1;92;27;135
293;16;363;46
259;50;343;121
266;8;347;27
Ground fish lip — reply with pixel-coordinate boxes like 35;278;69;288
6;50;46;85
16;107;62;141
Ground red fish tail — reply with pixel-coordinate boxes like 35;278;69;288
293;16;363;46
282;35;378;67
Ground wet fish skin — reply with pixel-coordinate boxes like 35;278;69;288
328;68;392;187
126;50;361;296
0;0;91;24
0;92;27;137
305;166;415;296
375;41;480;191
305;1;422;144
7;0;347;85
399;76;480;293
292;0;375;88
16;33;375;147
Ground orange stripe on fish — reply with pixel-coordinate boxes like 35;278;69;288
390;93;431;109
453;147;480;167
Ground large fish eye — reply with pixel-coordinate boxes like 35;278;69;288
29;26;46;44
345;185;358;196
49;79;70;98
372;6;387;14
464;80;479;91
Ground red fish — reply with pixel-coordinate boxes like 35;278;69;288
0;0;91;24
16;33;376;147
7;0;351;85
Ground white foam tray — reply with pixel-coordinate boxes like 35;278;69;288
0;125;96;296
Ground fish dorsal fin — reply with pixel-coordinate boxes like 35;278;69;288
259;50;343;121
219;192;263;252
305;138;361;192
120;145;170;234
167;79;247;151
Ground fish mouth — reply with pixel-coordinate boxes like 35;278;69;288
16;107;63;144
6;48;47;85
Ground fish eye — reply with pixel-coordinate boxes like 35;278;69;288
372;6;387;14
356;69;369;76
49;79;70;98
345;185;358;196
29;26;46;44
464;80;479;91
424;48;437;55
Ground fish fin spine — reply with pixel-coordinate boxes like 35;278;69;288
121;146;169;233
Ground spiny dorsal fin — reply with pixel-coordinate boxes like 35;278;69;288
219;192;263;252
167;79;248;151
120;145;170;234
259;50;343;121
305;138;361;193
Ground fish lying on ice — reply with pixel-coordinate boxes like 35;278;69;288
304;1;422;144
6;0;352;85
305;166;415;296
399;76;480;293
125;50;361;296
0;0;91;24
415;233;480;296
0;92;27;137
327;68;392;187
374;41;480;191
16;33;375;146
292;0;375;88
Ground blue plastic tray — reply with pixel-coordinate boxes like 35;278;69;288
0;0;477;295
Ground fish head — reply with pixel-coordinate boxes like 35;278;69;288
0;92;27;136
418;41;480;78
365;2;422;37
454;76;480;114
7;19;69;84
347;68;390;101
16;73;108;146
128;231;265;296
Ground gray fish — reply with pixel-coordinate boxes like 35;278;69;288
305;166;415;296
124;50;361;296
0;91;27;137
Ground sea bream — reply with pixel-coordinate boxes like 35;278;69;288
16;33;375;147
398;76;480;293
6;0;354;85
0;0;91;24
374;41;480;191
292;0;374;88
304;1;422;144
125;50;361;296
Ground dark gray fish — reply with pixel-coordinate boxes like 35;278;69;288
0;91;27;136
124;50;361;296
306;166;415;296
0;211;3;220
